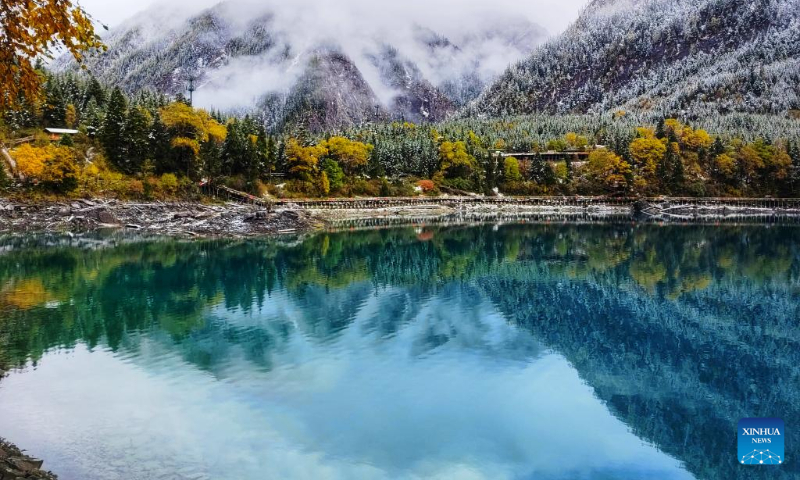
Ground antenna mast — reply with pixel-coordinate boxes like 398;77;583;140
187;76;196;106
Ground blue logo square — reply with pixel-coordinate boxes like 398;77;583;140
738;418;784;465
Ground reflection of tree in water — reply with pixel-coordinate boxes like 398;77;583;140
1;224;799;478
480;273;800;479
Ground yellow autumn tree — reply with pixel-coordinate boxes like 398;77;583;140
40;146;80;191
713;153;737;181
630;137;667;176
663;119;713;150
319;136;373;176
65;104;78;128
564;132;589;150
1;0;104;111
663;119;684;138
585;150;631;193
159;102;226;177
286;138;327;181
10;144;49;179
9;144;80;191
438;141;478;179
160;103;226;143
683;128;713;150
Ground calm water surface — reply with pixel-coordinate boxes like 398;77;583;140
0;223;798;480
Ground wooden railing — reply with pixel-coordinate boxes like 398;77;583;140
272;196;800;211
6;136;35;146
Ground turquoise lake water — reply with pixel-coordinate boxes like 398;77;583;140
0;223;798;479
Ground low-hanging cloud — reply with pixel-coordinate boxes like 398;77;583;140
84;0;588;111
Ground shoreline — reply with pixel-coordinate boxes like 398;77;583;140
0;198;322;238
0;438;57;480
2;196;800;238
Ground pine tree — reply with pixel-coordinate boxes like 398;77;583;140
788;140;800;166
655;119;666;139
83;98;103;139
275;140;287;175
101;88;128;168
565;156;574;183
658;138;684;194
86;77;107;108
253;125;269;179
788;140;800;197
124;106;152;174
711;137;725;157
43;80;67;126
221;119;247;176
200;140;223;181
530;153;548;183
150;113;173;173
265;136;277;177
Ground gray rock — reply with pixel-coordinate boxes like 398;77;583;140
95;210;118;225
8;456;43;471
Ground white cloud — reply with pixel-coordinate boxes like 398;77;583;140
79;0;587;37
77;0;589;112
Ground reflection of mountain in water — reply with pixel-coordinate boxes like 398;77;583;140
1;224;799;479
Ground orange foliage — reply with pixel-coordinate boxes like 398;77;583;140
417;180;436;192
9;143;48;178
0;1;104;111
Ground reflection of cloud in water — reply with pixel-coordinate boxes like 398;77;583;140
0;283;693;480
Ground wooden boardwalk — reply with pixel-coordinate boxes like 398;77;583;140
272;196;800;211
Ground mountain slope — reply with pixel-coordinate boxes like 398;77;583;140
278;50;385;132
470;0;800;117
64;1;546;131
366;45;456;124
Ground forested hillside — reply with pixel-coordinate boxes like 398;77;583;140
3;73;799;200
471;0;800;117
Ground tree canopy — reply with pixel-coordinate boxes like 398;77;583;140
0;0;104;111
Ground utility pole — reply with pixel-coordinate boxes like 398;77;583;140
187;76;196;106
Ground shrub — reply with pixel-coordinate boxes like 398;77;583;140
160;173;179;195
223;175;248;192
285;180;318;197
350;178;379;196
504;157;522;182
126;179;145;197
178;177;199;198
321;158;345;192
9;144;47;179
379;178;391;197
504;181;550;196
143;177;160;200
41;147;79;193
253;180;269;198
102;171;127;196
81;163;101;192
417;180;435;192
442;177;474;192
319;171;330;196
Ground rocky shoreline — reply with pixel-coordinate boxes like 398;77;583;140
2;197;800;238
0;439;57;480
0;198;322;237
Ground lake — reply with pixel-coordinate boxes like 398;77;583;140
0;223;798;480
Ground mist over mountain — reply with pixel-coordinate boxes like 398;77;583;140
470;0;800;118
64;0;549;131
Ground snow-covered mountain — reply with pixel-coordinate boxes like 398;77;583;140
470;0;800;117
63;1;547;131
